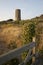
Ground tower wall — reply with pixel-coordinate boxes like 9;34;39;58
15;9;21;21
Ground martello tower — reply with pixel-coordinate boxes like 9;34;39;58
15;9;21;21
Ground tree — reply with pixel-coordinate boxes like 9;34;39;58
21;22;35;45
28;22;35;41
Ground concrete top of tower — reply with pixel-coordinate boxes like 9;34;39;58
15;9;21;11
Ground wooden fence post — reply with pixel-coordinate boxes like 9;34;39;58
32;37;36;63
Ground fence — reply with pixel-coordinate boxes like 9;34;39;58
0;37;39;65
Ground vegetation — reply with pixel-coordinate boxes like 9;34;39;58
8;41;17;50
0;14;43;65
20;22;35;45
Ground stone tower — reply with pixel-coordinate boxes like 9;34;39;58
15;9;21;21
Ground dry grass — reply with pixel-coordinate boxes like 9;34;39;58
0;24;22;49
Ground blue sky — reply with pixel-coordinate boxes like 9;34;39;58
0;0;43;21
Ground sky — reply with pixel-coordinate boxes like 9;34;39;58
0;0;43;21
